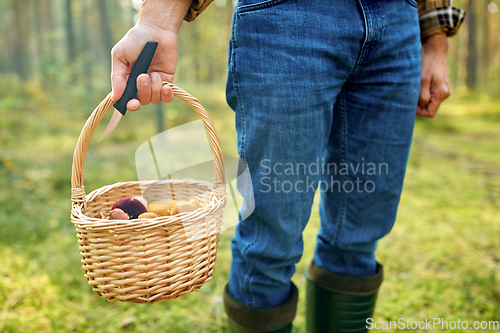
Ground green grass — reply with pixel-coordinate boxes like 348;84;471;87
0;81;498;332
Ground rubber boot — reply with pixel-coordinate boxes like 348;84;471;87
305;262;384;332
223;283;298;332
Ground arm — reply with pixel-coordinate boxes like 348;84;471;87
416;0;466;118
111;0;192;111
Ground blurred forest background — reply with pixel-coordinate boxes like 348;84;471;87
1;0;500;95
1;0;234;103
0;0;499;332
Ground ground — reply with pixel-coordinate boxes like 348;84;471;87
0;81;498;332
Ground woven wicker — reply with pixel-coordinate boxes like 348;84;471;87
71;82;226;304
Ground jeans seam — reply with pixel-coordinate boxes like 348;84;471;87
242;218;262;306
232;12;257;306
351;0;382;75
333;91;347;249
351;0;370;74
242;216;262;256
231;15;246;161
243;265;256;306
237;0;289;14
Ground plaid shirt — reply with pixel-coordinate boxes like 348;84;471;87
418;0;465;39
184;0;465;40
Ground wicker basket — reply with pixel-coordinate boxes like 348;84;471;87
70;82;226;304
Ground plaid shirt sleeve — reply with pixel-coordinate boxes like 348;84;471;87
184;0;214;22
417;0;466;40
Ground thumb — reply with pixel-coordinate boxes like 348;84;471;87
418;75;431;108
111;46;128;102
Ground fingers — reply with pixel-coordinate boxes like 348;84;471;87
162;85;174;103
428;83;451;117
417;82;451;118
125;73;174;111
111;46;128;102
418;75;431;109
127;99;141;111
151;73;162;104
136;74;152;106
136;73;173;107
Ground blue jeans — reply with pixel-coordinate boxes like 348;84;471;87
226;0;421;307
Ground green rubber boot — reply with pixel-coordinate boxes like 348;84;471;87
223;283;298;333
305;262;384;333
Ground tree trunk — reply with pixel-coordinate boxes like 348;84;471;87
97;0;114;69
12;0;30;79
81;0;93;108
466;0;477;90
492;6;500;89
33;0;44;78
43;0;55;67
65;0;76;63
156;103;165;134
482;0;491;90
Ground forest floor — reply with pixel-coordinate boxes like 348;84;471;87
0;80;499;332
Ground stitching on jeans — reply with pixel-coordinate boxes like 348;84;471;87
242;216;262;256
351;0;370;74
243;265;256;306
231;13;252;223
231;13;259;306
242;219;262;306
351;0;383;75
366;0;384;63
333;92;347;248
231;14;246;161
237;0;289;14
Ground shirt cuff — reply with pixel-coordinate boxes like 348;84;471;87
418;1;466;40
184;0;214;22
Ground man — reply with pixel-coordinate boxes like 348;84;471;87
111;0;465;331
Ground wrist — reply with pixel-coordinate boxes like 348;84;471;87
422;32;448;55
138;0;192;33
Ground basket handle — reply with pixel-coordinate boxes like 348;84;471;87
71;82;226;204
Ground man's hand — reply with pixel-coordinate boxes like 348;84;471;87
111;0;191;111
417;33;450;118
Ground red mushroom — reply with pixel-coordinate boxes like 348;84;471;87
111;197;147;219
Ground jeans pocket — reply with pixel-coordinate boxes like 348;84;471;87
236;0;289;14
406;0;418;8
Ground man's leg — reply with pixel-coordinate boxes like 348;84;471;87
309;0;422;331
224;0;365;330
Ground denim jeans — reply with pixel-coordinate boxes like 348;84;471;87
225;0;421;307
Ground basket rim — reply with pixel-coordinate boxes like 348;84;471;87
71;83;226;205
85;178;214;201
71;178;226;231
